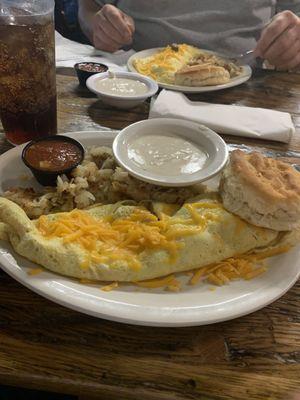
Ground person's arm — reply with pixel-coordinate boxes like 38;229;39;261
78;0;135;52
254;1;300;70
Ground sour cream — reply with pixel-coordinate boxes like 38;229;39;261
128;133;208;176
95;77;148;97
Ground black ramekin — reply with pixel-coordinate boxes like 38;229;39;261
22;135;85;187
74;62;109;87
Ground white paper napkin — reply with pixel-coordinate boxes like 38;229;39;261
55;31;133;71
149;90;295;143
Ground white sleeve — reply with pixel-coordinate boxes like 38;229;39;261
276;0;300;14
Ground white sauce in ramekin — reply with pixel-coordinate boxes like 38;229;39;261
95;77;148;96
128;133;208;176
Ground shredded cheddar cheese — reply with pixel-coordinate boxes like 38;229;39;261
190;258;266;286
80;278;96;284
101;282;119;292
184;202;223;229
134;44;199;81
191;202;222;210
189;245;290;286
27;267;43;276
160;203;180;216
37;207;209;271
131;245;286;291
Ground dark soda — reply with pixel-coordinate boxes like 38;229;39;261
0;9;57;145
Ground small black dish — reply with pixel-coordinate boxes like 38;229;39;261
22;135;85;186
74;62;108;87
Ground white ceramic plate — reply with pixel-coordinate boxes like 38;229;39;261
127;48;252;93
0;131;299;327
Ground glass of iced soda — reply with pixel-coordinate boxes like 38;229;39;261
0;0;57;145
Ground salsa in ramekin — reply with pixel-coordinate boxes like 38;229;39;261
22;135;84;186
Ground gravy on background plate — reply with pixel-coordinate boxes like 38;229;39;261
95;77;148;97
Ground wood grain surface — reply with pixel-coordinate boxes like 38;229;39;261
0;68;299;400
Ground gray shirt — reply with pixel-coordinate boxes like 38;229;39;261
95;0;300;54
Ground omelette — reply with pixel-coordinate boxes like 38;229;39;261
133;43;201;84
0;194;296;282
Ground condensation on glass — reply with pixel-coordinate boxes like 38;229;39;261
0;0;57;145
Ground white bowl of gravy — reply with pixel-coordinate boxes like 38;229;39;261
86;71;158;109
113;118;228;187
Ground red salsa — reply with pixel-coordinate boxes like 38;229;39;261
25;140;82;171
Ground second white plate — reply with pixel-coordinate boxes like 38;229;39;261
127;48;252;93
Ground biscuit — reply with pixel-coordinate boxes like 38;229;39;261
174;64;230;86
219;150;300;231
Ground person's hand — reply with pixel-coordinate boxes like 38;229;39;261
254;10;300;70
92;4;135;52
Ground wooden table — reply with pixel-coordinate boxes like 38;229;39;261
0;69;299;400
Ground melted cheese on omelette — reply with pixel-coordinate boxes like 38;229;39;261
133;44;201;84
